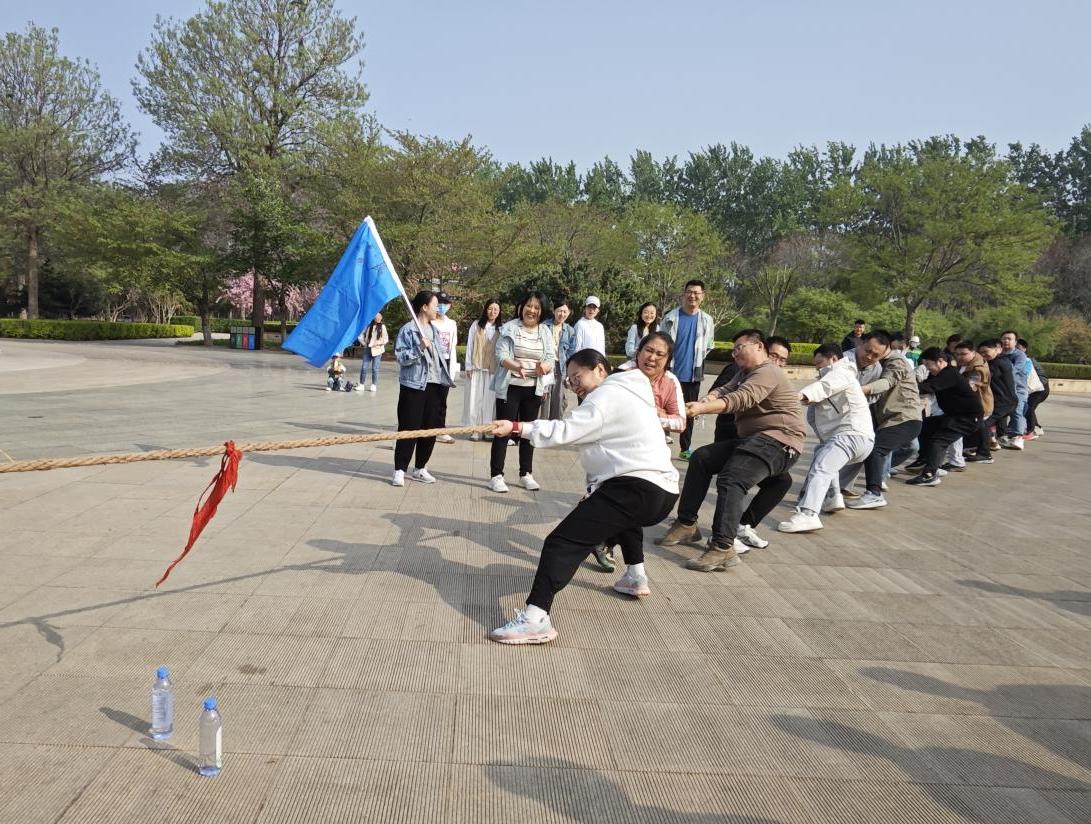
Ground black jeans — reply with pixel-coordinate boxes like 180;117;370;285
490;384;542;477
1026;388;1049;431
527;477;677;612
394;383;447;471
863;420;921;494
678;380;702;451
677;435;799;547
920;415;979;473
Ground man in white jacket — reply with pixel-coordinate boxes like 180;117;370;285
571;295;607;356
487;351;679;645
779;343;875;533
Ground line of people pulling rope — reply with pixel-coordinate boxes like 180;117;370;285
381;287;1048;646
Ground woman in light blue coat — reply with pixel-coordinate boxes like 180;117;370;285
488;291;557;493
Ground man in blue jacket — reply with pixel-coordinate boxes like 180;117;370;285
999;330;1032;451
660;280;715;459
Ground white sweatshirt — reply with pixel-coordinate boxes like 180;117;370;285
522;370;679;494
571;317;606;357
798;357;874;442
432;315;459;379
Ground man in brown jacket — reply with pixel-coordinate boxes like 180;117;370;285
657;329;806;572
954;340;995;463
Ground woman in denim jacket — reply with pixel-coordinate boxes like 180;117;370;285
392;290;454;487
487;291;557;493
540;298;575;420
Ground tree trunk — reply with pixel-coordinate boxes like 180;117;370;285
903;303;916;340
251;270;265;348
279;299;288;343
26;225;40;320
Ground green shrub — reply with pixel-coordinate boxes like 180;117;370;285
708;340;819;361
1041;362;1091;380
174;316;299;335
0;319;194;340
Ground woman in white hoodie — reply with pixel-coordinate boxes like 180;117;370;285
487;349;680;645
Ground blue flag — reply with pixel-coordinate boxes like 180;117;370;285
284;218;404;367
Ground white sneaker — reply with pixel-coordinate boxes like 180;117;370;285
368;384;377;392
324;386;332;391
935;468;949;478
880;481;889;491
845;492;887;510
520;474;541;491
489;609;558;645
437;434;454;444
488;475;509;493
778;510;824;533
410;468;436;484
823;489;845;513
612;568;651;598
736;523;770;549
507;439;517;446
469;432;482;442
391;470;405;487
730;537;753;556
353;384;365;392
1034;426;1044;436
1002;436;1025;451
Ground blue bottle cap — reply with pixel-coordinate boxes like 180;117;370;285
156;666;169;679
203;697;217;711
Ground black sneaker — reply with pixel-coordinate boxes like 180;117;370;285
940;463;966;473
906;460;926;471
964;454;994;464
906;472;941;486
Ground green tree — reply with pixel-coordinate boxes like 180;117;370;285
830;137;1056;337
779;287;861;344
134;0;367;336
0;24;134;318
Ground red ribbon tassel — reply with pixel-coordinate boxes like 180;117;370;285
155;441;242;587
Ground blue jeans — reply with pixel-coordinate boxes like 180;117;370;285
1007;391;1028;436
360;350;381;386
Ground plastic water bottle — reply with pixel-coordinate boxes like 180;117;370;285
149;666;174;740
198;697;223;777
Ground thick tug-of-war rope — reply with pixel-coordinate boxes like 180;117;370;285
0;424;495;586
0;424;495;473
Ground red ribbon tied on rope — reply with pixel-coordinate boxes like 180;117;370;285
155;441;242;587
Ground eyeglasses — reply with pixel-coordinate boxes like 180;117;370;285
732;342;761;356
768;352;788;364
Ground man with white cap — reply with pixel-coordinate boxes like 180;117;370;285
906;335;923;366
571;295;607;357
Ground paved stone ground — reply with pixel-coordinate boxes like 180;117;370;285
1;339;1090;824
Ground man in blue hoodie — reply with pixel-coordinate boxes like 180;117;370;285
999;330;1032;451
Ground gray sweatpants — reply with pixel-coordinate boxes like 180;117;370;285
799;432;874;514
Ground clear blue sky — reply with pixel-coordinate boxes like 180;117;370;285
3;0;1088;169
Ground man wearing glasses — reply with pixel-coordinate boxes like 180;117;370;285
660;280;716;459
656;330;805;571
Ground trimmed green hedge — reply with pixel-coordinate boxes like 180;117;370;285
0;319;195;340
1042;362;1091;380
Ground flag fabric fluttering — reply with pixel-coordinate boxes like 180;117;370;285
283;217;405;367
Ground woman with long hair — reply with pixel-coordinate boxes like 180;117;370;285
540;298;575;420
624;302;660;359
488;291;557;493
356;312;389;391
391;290;454;487
462;298;502;440
488;348;680;645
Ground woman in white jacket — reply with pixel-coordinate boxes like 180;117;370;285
487;349;680;645
778;343;874;534
462;299;501;439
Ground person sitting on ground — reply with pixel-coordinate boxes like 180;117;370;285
779;343;874;533
326;353;353;392
907;348;983;487
953;340;994;464
488;349;679;645
841;331;922;510
978;339;1016;453
658;330;806;572
673;335;795;551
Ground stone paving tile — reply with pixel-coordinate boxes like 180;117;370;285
0;743;115;824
